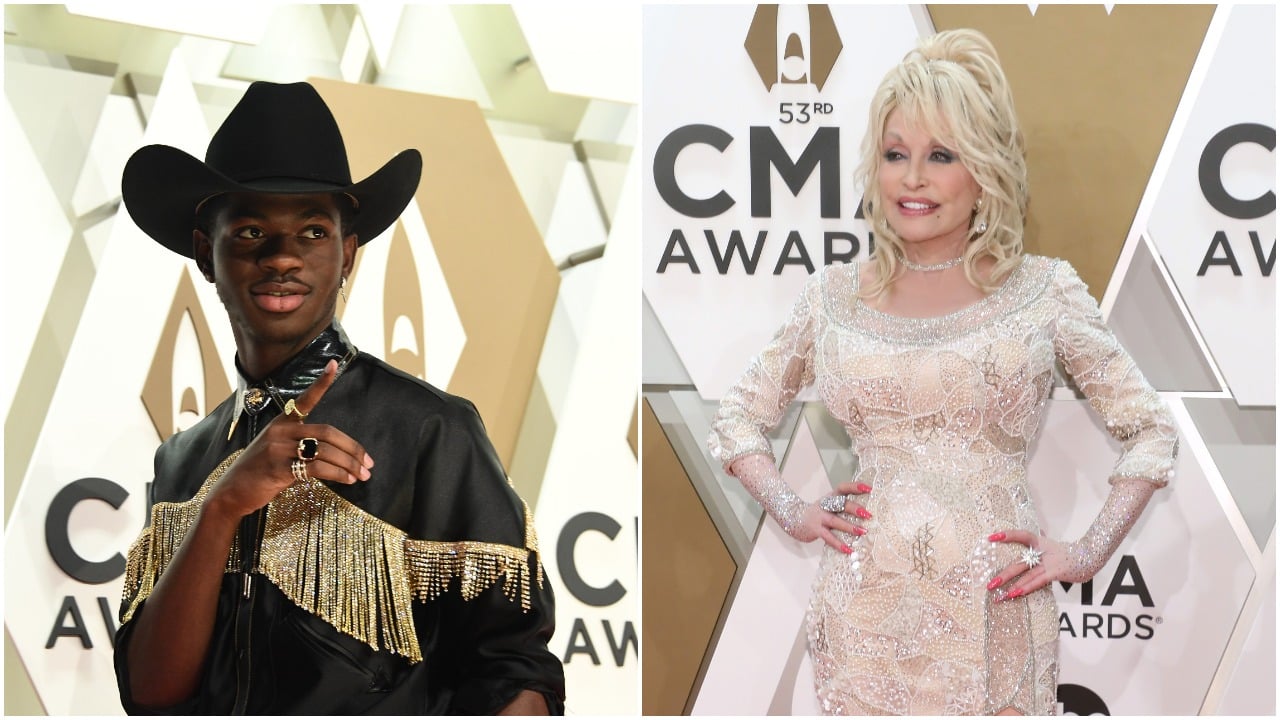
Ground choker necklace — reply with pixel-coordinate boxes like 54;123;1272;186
899;253;963;272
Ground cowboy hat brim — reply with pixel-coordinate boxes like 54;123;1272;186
122;145;422;258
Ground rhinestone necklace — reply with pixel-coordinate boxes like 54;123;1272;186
899;253;964;272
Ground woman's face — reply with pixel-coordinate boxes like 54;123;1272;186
877;109;982;253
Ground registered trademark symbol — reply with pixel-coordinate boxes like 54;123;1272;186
1155;616;1163;624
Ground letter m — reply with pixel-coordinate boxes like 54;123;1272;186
749;126;840;219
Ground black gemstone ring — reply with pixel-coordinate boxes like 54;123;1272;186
297;437;320;462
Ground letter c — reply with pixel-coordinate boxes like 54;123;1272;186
45;478;129;584
556;512;626;607
653;124;736;218
1199;123;1276;220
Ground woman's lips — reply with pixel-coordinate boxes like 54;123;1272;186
897;199;938;216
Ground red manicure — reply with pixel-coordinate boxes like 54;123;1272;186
1006;588;1024;600
841;544;853;555
986;577;1002;591
856;483;873;493
988;532;1006;542
853;526;867;536
855;508;872;520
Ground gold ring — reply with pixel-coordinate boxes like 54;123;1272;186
283;398;308;422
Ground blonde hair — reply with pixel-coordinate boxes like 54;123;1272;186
856;29;1028;298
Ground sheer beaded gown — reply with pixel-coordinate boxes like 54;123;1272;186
708;256;1177;715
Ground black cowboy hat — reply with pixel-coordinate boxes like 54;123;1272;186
122;81;422;257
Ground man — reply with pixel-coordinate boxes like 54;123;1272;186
114;81;564;714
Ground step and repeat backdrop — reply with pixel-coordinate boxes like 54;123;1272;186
4;5;638;715
642;4;1274;716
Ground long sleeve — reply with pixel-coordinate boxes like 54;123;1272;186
410;400;565;714
708;271;824;468
1048;260;1177;579
1050;260;1178;487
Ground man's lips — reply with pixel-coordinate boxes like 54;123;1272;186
251;282;309;313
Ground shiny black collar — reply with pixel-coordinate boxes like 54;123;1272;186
232;321;358;422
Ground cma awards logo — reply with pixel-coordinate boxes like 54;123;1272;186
1196;123;1275;277
1057;555;1161;641
653;4;873;277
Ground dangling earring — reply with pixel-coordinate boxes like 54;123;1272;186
976;220;988;234
339;277;348;303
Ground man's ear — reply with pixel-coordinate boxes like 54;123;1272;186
342;233;357;277
193;230;215;282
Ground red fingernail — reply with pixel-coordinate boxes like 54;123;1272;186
1007;588;1024;600
988;532;1006;542
853;526;867;536
841;544;853;554
856;483;873;493
855;508;872;520
986;577;1002;591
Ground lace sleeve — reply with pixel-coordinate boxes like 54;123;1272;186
707;271;823;469
1051;260;1178;487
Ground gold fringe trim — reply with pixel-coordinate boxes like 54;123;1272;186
121;452;244;624
118;451;544;666
260;476;422;661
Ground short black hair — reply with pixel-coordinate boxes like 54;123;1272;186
194;193;358;238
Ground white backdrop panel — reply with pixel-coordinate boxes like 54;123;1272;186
1147;4;1276;407
643;4;921;401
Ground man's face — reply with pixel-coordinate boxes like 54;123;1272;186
194;193;356;367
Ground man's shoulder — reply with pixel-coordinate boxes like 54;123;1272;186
346;353;486;428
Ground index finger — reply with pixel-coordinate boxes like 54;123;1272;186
291;359;339;418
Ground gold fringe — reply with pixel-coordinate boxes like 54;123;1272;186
260;476;422;661
118;451;545;667
121;452;244;624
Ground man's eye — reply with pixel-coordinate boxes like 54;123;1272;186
235;227;263;240
303;226;328;239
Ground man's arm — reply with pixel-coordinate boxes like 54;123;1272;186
122;499;241;708
498;689;550;715
413;401;566;714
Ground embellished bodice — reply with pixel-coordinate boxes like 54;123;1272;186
709;255;1177;491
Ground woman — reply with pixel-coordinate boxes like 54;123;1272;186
708;30;1176;715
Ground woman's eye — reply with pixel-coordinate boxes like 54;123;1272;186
883;150;905;161
931;150;955;163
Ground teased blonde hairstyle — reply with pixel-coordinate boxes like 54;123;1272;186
856;29;1028;298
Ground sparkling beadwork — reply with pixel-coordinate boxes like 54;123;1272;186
709;256;1176;715
121;450;544;664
